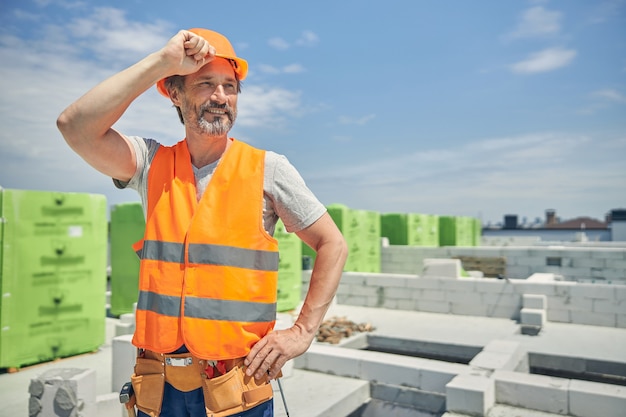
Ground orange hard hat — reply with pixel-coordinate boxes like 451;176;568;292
156;28;248;98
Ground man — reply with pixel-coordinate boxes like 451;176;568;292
57;28;347;417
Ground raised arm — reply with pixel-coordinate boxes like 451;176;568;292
244;213;348;379
56;30;215;181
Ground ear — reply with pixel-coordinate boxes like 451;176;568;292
169;87;182;106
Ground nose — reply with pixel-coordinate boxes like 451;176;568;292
211;85;227;103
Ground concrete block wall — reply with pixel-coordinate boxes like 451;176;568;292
303;271;626;328
494;370;626;417
300;336;626;417
380;245;626;284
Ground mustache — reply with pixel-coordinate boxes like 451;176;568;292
200;102;235;119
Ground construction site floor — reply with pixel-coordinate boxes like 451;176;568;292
1;303;625;417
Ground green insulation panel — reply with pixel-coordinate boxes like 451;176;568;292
473;218;482;246
0;188;107;369
304;205;381;273
109;202;145;316
275;220;302;312
330;204;361;272
381;213;439;246
439;216;476;246
349;209;381;273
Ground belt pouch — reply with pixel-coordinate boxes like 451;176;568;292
131;357;165;417
202;367;243;413
202;366;274;416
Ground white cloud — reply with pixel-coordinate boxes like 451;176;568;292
269;31;319;50
510;47;577;74
283;63;306;74
588;0;626;24
258;64;281;74
592;89;626;103
268;37;290;50
258;63;306;74
295;30;319;47
506;6;562;40
338;114;376;126
67;7;172;64
308;132;625;221
237;86;303;128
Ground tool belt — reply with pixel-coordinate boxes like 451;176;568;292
130;350;273;417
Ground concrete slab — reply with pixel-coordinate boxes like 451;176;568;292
1;304;625;417
271;370;369;417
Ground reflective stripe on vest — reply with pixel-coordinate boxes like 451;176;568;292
132;138;279;360
139;240;279;271
137;290;277;322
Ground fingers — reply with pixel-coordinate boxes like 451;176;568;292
244;334;285;380
183;33;215;63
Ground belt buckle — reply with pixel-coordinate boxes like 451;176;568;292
165;357;193;366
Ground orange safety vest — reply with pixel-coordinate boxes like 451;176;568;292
132;138;279;360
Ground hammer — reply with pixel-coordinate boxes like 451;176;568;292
119;382;136;417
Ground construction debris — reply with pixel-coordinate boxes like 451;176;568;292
316;316;375;344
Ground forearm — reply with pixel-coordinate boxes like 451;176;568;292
293;236;348;338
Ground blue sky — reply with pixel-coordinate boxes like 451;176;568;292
0;0;624;226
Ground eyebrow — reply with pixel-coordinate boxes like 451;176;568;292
195;74;237;83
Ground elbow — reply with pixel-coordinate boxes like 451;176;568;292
337;234;349;265
56;107;82;149
56;107;75;136
56;110;72;140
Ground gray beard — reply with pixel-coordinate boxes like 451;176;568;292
195;103;236;136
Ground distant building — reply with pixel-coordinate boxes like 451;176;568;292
483;209;626;243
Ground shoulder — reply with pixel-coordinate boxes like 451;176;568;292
264;150;298;174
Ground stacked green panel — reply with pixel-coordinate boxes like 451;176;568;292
303;204;381;272
353;209;381;272
109;202;145;316
460;216;477;246
380;213;407;245
275;219;302;312
473;218;482;246
439;216;458;246
439;216;477;246
327;204;361;271
0;188;107;369
381;213;439;246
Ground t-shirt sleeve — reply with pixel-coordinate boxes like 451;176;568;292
266;152;326;233
112;136;159;191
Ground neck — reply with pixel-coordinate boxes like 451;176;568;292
186;134;230;168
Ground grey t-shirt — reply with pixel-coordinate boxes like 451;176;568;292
114;136;326;235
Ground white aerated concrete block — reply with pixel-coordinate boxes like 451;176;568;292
115;313;136;336
523;294;547;310
520;308;546;326
494;370;569;415
112;334;137;394
97;392;125;417
446;373;495;416
422;258;462;279
527;273;558;282
29;368;97;417
569;379;626;417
